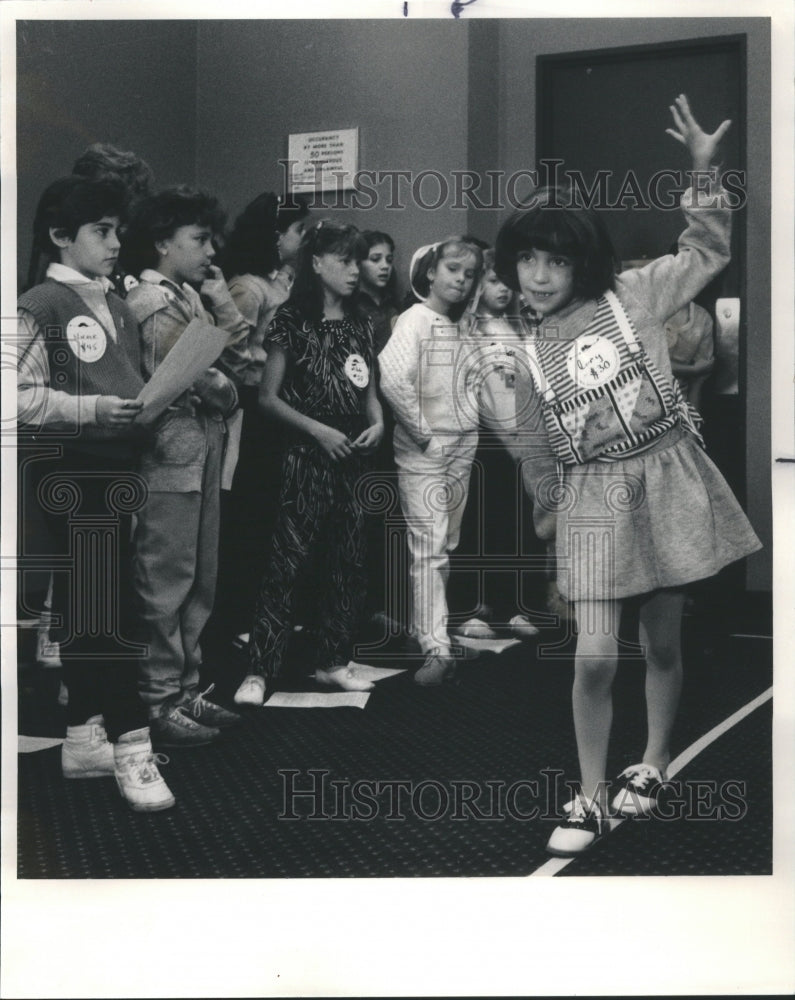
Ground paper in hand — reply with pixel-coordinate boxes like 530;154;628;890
135;317;229;424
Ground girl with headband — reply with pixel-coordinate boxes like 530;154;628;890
379;236;483;685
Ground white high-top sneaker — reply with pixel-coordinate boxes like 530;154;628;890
61;715;115;778
113;728;175;812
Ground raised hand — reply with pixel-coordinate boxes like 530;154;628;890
666;93;731;173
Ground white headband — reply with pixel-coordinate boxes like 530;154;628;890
409;241;441;301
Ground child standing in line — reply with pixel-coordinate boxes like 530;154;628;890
234;222;384;706
455;250;546;636
29;144;157;691
206;192;310;646
358;231;401;353
378;237;483;685
354;230;407;643
494;95;761;855
16;175;174;811
124;187;248;747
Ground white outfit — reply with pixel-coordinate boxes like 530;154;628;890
379;303;482;653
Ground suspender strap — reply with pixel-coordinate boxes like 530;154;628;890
603;289;642;355
522;337;555;403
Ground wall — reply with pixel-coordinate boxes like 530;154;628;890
497;17;771;590
195;19;471;294
13;16;771;591
16;19;199;287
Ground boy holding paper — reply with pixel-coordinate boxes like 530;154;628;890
17;175;175;810
124;187;246;747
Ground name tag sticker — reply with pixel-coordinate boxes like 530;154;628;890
66;316;107;363
344;353;369;388
565;334;620;389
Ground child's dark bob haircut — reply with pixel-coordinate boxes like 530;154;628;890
123;186;226;275
289;221;369;324
32;175;127;255
495;187;620;302
221;191;310;280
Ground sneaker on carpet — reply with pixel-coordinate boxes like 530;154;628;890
453;617;499;639
546;794;610;856
150;705;220;747
414;649;456;687
184;683;241;727
611;762;667;817
114;728;175;812
61;715;115;778
233;674;267;706
315;664;375;692
508;613;540;638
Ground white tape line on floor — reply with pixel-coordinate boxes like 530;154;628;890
528;685;773;877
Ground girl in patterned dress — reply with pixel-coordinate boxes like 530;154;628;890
234;222;383;705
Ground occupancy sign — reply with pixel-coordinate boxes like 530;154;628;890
287;128;359;193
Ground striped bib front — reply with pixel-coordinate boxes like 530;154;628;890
524;290;679;465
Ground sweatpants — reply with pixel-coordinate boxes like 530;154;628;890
393;425;478;654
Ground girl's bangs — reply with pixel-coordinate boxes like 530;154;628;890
514;212;582;259
325;229;368;262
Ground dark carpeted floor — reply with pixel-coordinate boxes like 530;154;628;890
16;597;773;880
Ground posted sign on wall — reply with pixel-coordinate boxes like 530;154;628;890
287;128;359;193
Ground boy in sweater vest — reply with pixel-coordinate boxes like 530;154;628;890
17;175;174;812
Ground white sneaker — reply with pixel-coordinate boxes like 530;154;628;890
546;795;610;856
508;614;540;638
454;618;499;639
611;763;666;817
315;664;375;692
234;674;267;706
62;715;115;778
113;728;175;812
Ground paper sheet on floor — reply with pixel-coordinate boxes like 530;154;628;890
18;735;63;753
455;635;522;654
265;691;371;709
262;663;406;708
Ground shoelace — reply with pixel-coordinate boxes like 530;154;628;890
188;683;217;719
619;764;661;791
566;795;602;829
90;722;109;742
123;751;170;782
